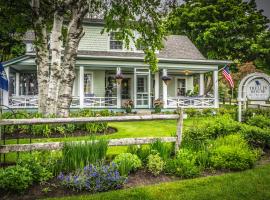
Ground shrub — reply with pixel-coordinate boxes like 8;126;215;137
127;145;151;164
0;166;33;193
113;153;142;176
209;135;259;170
58;163;126;192
240;125;270;149
165;149;201;178
61;138;108;172
18;153;53;183
183;115;242;149
185;108;200;117
150;139;173;160
147;154;164;176
247;115;270;129
243;108;270;121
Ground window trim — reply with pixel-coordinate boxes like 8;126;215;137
84;71;94;96
108;32;123;51
174;76;188;97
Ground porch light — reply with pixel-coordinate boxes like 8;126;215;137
184;70;191;75
115;73;124;85
161;75;172;85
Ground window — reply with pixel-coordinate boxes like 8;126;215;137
19;73;38;95
84;73;93;96
110;32;123;50
176;78;186;96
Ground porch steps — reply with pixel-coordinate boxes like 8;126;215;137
136;109;152;115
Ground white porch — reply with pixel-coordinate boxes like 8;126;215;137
4;66;219;110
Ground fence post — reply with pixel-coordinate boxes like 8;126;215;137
175;108;184;154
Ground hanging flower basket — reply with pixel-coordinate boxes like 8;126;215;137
161;75;172;85
115;73;124;85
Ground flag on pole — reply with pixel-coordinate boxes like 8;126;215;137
222;65;234;88
0;63;8;91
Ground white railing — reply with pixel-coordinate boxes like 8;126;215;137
9;96;38;108
9;96;117;108
167;97;215;108
84;97;117;108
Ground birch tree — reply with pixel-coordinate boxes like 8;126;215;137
30;0;175;117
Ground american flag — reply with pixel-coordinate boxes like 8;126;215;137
222;65;234;88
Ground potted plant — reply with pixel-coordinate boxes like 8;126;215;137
124;99;134;113
153;99;163;113
115;73;124;85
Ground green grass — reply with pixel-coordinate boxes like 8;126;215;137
47;163;270;200
1;117;204;162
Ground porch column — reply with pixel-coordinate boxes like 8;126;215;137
162;69;168;109
154;71;159;100
134;68;137;108
199;73;204;96
16;72;20;96
148;70;151;108
116;67;121;109
79;66;84;108
3;67;9;106
213;70;219;108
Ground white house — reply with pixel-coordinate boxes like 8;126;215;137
2;19;231;111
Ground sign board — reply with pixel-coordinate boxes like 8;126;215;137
238;73;270;122
246;78;270;101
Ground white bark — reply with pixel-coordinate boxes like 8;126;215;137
32;0;49;115
46;12;64;115
57;4;88;117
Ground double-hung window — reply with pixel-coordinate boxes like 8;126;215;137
109;32;123;50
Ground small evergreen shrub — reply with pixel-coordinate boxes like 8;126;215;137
113;153;142;176
58;163;126;192
0;166;33;193
247;115;270;129
165;149;201;178
209;135;259;170
127;145;151;164
150;139;173;160
147;154;164;176
240;125;270;149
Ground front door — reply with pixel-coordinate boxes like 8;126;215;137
176;78;186;96
136;75;149;107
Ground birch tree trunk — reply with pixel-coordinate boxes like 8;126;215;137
32;0;49;115
46;12;64;115
57;4;88;117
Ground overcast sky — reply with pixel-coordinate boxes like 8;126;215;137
255;0;270;19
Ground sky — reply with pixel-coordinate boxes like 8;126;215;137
255;0;270;19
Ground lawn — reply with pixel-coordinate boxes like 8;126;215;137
2;117;200;159
48;163;270;200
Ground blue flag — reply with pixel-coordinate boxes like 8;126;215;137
0;63;8;91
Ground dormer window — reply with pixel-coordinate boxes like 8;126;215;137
110;32;123;50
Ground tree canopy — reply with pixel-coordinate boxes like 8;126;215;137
167;0;270;70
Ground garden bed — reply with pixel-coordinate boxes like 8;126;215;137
2;127;117;139
1;154;270;200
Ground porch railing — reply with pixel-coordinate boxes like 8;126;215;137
167;97;215;108
9;96;117;108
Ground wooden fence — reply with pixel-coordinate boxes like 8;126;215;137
0;112;184;155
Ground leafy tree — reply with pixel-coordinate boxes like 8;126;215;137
0;0;31;62
29;0;175;116
167;0;270;68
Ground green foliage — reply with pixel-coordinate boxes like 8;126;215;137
0;165;33;193
239;125;270;149
167;0;270;68
185;108;200;117
242;108;270;122
183;115;241;150
247;115;270;129
113;153;142;176
127;145;151;164
147;154;165;176
150;139;173;160
165;149;201;178
61;138;108;172
18;153;53;183
209;135;259;170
